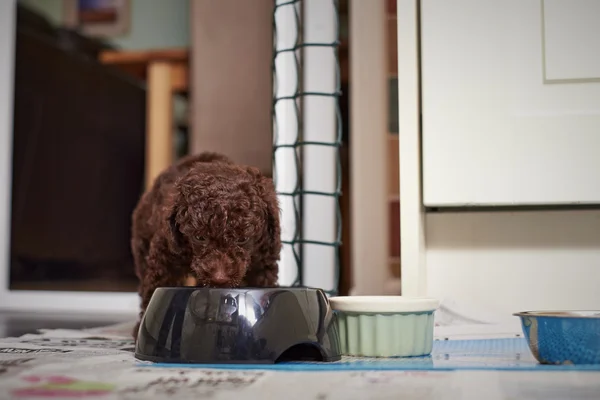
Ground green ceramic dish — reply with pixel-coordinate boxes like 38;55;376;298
329;296;440;358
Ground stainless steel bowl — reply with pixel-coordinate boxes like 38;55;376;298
514;310;600;365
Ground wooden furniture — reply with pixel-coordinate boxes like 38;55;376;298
11;22;145;291
386;1;401;281
99;48;189;189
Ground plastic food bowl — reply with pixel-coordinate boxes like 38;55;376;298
135;286;342;364
329;296;439;357
513;310;600;365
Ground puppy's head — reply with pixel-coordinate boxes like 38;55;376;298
166;163;279;287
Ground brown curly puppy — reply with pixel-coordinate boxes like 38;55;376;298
131;152;281;337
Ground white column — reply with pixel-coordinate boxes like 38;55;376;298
0;0;16;296
273;0;302;287
397;0;427;296
301;0;339;292
349;0;389;295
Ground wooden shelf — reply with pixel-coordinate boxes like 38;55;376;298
385;4;401;280
389;199;400;258
387;16;397;75
99;48;189;94
387;134;399;197
339;40;349;84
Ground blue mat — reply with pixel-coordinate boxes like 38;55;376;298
138;338;600;372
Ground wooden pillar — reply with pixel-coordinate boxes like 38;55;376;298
146;61;173;189
349;0;389;295
189;0;274;175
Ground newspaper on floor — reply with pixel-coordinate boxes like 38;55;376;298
0;333;599;398
1;352;600;400
434;297;523;341
0;298;595;399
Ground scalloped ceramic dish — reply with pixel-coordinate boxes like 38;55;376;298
514;310;600;365
329;296;440;358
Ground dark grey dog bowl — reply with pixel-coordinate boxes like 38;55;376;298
134;286;342;364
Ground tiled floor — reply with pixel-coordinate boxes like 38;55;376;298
0;311;133;339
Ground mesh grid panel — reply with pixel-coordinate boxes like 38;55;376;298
272;0;342;294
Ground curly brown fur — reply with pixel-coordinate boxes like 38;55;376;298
131;152;281;339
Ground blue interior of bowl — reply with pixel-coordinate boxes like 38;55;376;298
514;311;600;365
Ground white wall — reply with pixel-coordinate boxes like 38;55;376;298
426;210;600;318
398;0;600;320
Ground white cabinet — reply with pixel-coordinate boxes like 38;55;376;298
420;0;600;206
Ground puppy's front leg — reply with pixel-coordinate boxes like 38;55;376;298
133;237;187;339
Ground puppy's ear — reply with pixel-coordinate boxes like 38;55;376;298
168;211;184;248
164;190;184;250
256;174;281;286
257;174;282;264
